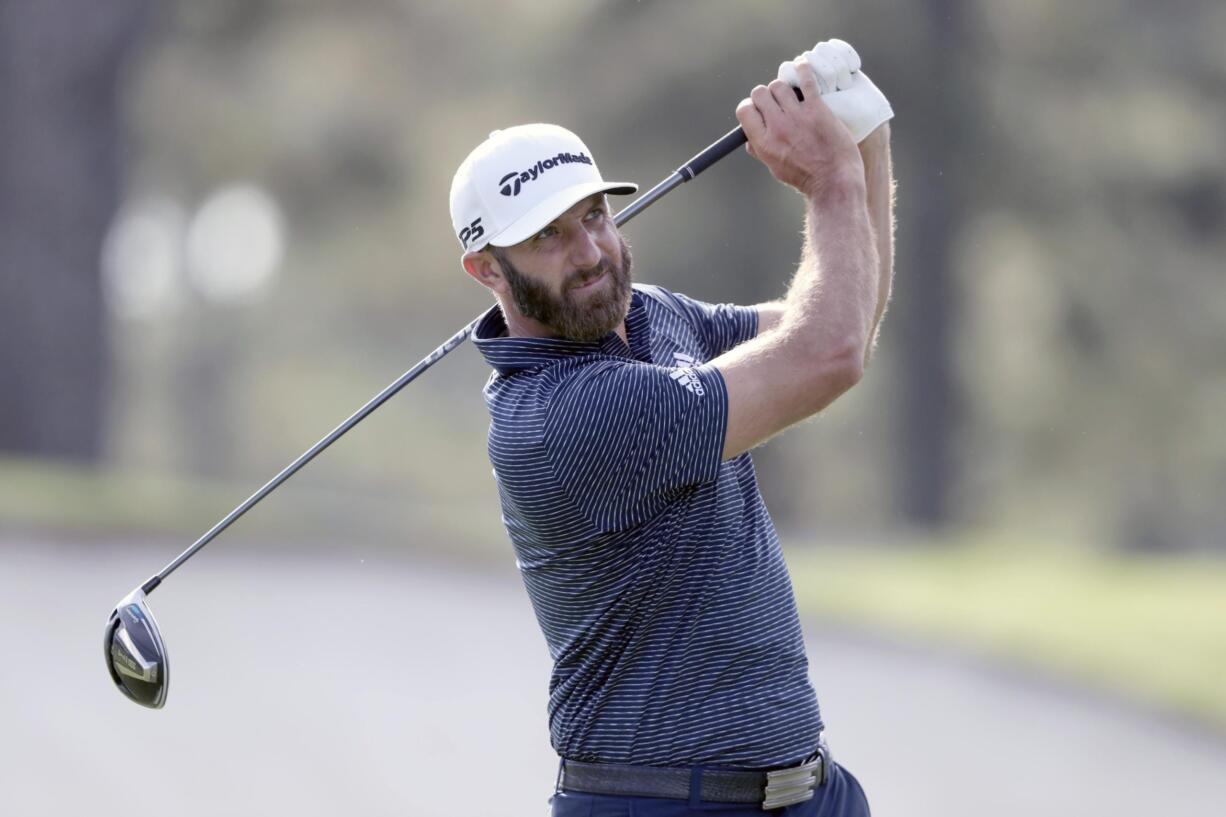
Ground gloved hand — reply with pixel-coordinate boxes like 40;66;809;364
777;38;893;143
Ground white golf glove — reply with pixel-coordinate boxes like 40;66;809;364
778;38;893;143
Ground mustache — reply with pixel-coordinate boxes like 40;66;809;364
565;258;614;289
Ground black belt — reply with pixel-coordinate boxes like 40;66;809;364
559;740;832;811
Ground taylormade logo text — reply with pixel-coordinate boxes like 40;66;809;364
499;152;593;196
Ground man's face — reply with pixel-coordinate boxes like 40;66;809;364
488;195;634;342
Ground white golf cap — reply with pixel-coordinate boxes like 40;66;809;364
449;123;637;252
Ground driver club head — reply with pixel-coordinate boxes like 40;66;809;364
104;588;169;708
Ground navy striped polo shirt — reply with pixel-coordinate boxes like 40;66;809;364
473;284;823;769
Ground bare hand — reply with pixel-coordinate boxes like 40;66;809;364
735;60;864;200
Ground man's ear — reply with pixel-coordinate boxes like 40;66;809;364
462;249;506;296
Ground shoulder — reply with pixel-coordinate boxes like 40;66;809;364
632;283;731;331
544;357;655;423
632;284;716;348
485;356;635;431
633;283;689;318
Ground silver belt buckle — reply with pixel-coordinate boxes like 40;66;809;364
762;742;829;811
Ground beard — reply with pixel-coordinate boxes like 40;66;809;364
495;235;634;342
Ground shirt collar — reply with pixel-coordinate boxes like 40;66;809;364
474;287;654;375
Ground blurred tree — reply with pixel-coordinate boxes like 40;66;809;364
889;0;976;528
96;0;1226;552
0;0;150;460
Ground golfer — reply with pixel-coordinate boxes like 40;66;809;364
450;42;893;816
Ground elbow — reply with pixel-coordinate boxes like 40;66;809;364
829;343;865;393
796;335;866;401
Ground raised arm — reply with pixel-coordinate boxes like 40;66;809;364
753;122;893;351
712;64;880;460
859;122;894;366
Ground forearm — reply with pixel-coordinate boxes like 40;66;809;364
715;45;886;458
754;131;892;347
778;173;880;371
859;123;895;367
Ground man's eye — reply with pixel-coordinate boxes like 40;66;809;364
534;226;558;240
585;207;606;221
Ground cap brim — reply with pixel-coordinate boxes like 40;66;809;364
485;181;638;248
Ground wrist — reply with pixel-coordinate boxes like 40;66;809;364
857;121;890;159
802;165;867;208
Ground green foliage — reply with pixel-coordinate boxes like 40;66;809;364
0;454;505;558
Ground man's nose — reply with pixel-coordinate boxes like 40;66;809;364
567;225;603;269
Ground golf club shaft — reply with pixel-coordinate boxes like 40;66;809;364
143;319;477;592
607;125;748;226
142;121;749;595
612;84;808;224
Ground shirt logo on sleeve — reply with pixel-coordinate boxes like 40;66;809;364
670;352;705;396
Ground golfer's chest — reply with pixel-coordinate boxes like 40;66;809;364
647;327;708;367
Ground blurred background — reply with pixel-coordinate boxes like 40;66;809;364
2;1;1224;815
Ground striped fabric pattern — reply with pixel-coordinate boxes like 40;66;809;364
473;284;823;769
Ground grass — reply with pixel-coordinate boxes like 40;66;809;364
0;456;504;557
787;533;1226;731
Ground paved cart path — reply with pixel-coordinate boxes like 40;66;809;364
2;538;1223;816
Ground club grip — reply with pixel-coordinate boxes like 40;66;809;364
677;86;806;181
678;126;748;181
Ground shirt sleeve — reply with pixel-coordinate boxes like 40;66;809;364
542;359;729;533
656;289;760;359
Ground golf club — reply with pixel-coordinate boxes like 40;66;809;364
103;117;761;709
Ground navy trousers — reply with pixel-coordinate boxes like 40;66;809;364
549;761;871;816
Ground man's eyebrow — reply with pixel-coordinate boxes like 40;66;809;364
565;194;603;216
542;195;607;231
